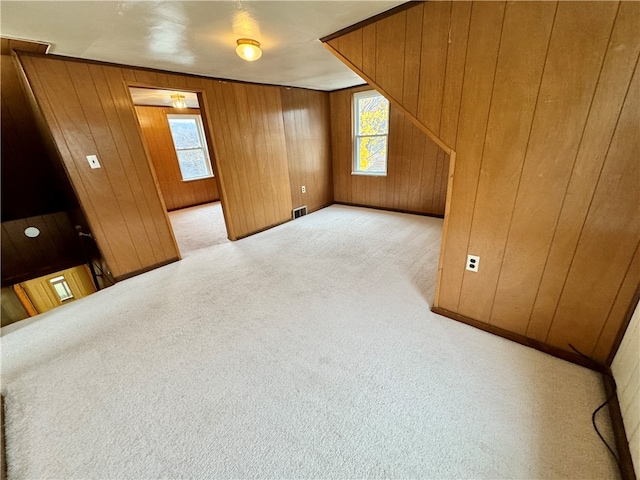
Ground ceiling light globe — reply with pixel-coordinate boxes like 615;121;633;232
236;39;262;62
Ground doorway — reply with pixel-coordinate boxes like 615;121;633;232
128;87;229;257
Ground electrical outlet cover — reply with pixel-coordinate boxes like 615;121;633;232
466;254;480;272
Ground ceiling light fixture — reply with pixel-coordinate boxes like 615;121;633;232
171;93;187;109
236;38;262;62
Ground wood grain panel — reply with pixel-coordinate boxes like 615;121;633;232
593;244;639;363
437;1;506;312
135;106;220;211
417;1;451;133
18;52;316;267
17;55;120;275
21;56;143;275
546;63;639;353
438;2;472;149
491;2;619;333
527;1;640;342
281;88;333;214
324;1;639;361
402;2;423;117
330;85;449;216
375;12;406;102
458;1;557;322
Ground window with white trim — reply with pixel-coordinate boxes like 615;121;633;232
167;114;214;181
49;275;74;302
353;90;390;176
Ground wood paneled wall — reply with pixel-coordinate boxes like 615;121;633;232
17;54;181;280
19;264;96;314
281;88;333;213
330;84;449;215
17;53;333;278
612;301;640;475
135;106;220;211
325;1;640;362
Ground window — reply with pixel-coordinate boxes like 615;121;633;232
167;114;214;181
49;276;74;302
353;90;390;176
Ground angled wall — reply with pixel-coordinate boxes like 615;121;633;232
324;1;640;362
330;84;449;216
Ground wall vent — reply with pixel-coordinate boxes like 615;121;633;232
293;206;307;219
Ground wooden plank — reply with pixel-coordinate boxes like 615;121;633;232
436;1;506;312
417;0;451;134
527;1;640;342
375;12;406;102
490;1;619;333
362;25;377;85
546;63;640;354
402;2;424;117
439;1;472;149
594;246;639;363
337;30;363;71
457;1;557;323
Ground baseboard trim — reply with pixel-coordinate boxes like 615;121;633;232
334;201;445;219
432;306;636;479
431;306;606;373
114;257;180;282
603;372;637;480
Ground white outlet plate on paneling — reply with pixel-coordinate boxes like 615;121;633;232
301;185;306;193
466;254;480;272
86;155;101;169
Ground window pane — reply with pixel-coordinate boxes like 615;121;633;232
357;95;389;135
50;278;73;301
168;118;202;149
357;136;387;173
177;149;211;180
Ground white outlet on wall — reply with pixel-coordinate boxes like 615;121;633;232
301;185;306;194
466;254;480;272
86;155;101;169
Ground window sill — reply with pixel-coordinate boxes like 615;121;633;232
182;175;215;183
351;171;387;177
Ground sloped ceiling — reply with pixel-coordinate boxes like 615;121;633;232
0;1;406;91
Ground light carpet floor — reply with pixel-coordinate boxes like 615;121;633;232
168;202;229;257
1;205;619;479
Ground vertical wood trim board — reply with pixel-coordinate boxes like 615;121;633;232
324;0;640;362
135;106;220;211
330;85;449;216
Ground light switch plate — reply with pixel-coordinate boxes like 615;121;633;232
86;155;101;169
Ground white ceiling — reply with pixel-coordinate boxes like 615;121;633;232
0;1;406;91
